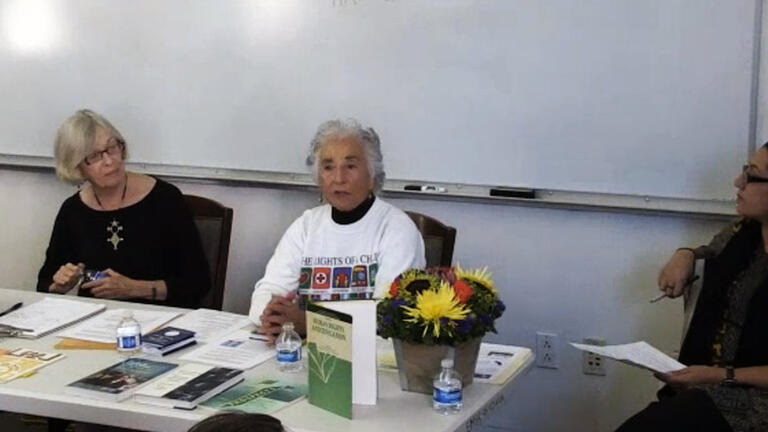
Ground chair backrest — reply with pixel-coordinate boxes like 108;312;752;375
682;259;705;344
405;211;457;267
184;194;233;311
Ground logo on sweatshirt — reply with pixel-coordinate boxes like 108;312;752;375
368;263;378;286
299;267;312;289
333;267;351;288
312;267;331;289
351;265;368;287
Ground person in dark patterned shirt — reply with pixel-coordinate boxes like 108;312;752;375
617;145;768;431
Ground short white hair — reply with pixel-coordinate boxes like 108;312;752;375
305;118;385;193
54;109;127;184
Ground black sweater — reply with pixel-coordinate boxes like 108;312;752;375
36;178;210;308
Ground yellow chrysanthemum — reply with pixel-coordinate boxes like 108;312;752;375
402;281;469;338
388;269;439;299
454;264;496;294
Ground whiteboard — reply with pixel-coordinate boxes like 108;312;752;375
0;0;757;200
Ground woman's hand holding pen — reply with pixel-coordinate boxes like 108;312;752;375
657;249;696;299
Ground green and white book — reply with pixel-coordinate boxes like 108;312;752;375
306;302;354;419
201;377;307;414
306;300;377;418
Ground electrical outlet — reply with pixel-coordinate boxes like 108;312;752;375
536;331;558;368
582;337;606;376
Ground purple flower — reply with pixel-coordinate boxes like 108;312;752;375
480;314;492;326
456;317;474;333
496;300;506;313
391;299;406;308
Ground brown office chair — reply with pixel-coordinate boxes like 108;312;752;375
405;211;457;267
184;194;233;311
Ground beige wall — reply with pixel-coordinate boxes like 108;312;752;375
0;167;727;431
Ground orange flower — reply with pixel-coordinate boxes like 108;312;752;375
389;280;399;297
453;279;473;303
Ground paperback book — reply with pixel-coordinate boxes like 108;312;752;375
306;302;354;419
0;348;65;383
202;378;307;414
142;326;196;356
134;363;243;409
66;357;177;402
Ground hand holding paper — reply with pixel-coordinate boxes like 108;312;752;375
570;341;685;374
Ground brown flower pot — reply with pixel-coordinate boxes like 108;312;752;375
391;337;482;394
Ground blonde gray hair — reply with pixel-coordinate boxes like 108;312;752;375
306;118;385;193
54;109;127;184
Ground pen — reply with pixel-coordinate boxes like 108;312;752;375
404;185;447;193
249;332;269;342
650;275;700;303
0;302;22;318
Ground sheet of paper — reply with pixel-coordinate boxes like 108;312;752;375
179;329;274;370
474;343;533;384
0;297;106;338
165;308;251;343
59;308;180;343
570;341;685;373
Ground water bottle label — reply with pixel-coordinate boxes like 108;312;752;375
277;349;300;363
117;335;140;349
433;387;462;404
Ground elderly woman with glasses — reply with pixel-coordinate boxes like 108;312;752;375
617;146;768;431
36;109;210;307
249;118;426;341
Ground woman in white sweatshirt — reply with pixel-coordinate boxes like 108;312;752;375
249;119;426;341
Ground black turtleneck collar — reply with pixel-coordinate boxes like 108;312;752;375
332;195;376;225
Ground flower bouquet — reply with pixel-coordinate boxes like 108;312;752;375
377;266;505;393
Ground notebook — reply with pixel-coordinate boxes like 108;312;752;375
0;297;106;338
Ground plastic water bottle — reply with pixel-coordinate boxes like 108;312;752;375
433;358;463;414
276;322;302;373
116;311;142;356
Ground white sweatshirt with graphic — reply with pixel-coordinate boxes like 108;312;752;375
248;198;426;325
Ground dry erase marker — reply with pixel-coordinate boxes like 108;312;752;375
404;185;446;193
650;275;700;303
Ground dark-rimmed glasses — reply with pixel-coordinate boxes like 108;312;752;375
84;138;124;165
742;165;768;184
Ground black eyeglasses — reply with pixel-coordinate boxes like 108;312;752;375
742;165;768;184
84;138;124;165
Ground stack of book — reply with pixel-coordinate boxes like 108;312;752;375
134;363;244;410
66;357;178;402
142;327;196;356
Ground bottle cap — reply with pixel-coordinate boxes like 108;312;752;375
441;358;454;368
283;322;294;330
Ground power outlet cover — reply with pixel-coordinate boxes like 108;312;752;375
536;332;558;369
582;337;606;376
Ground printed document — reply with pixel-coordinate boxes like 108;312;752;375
570;341;685;373
179;329;274;369
59;308;180;343
165;309;251;343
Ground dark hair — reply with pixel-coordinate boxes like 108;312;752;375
188;412;285;432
